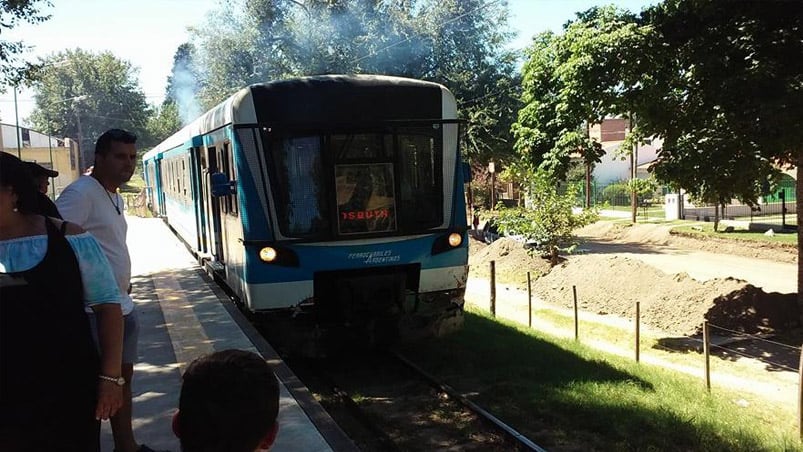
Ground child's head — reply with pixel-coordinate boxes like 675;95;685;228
174;349;280;452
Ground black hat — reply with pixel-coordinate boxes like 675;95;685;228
25;161;59;178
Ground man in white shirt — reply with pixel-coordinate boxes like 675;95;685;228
57;129;158;452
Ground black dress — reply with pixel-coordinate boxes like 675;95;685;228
0;218;100;451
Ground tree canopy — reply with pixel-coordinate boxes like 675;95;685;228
180;0;519;167
28;49;151;168
0;0;51;88
514;0;803;302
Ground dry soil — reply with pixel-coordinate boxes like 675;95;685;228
469;222;799;336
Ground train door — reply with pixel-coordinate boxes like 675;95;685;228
155;156;166;217
191;146;207;254
219;141;245;296
202;145;224;264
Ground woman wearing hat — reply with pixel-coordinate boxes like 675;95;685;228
24;161;62;218
1;152;124;451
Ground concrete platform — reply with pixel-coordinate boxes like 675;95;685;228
101;215;356;452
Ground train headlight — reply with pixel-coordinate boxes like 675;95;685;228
448;233;462;247
259;247;278;262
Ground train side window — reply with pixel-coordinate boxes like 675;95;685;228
182;157;188;200
175;158;180;197
207;146;217;173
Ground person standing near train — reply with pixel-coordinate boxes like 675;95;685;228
57;129;160;452
0;151;124;451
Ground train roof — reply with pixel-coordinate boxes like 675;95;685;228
143;75;454;161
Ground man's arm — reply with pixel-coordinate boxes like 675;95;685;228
56;183;91;226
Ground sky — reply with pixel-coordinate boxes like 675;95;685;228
1;0;655;128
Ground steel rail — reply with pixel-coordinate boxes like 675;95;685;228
391;351;548;452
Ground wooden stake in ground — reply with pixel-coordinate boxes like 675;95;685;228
527;272;532;328
490;260;496;317
703;321;711;392
635;301;640;363
573;285;578;341
798;345;802;440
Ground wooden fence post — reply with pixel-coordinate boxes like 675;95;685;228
572;285;578;341
703;321;711;392
798;345;802;440
527;272;532;328
490;261;496;317
635;301;640;363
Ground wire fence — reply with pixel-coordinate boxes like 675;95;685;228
479;266;803;439
561;179;797;226
121;188;151;217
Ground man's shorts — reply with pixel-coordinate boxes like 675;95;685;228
88;307;139;364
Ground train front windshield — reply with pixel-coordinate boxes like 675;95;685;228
265;126;445;239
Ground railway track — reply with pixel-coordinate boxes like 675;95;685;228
286;349;547;451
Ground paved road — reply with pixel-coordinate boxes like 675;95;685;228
575;239;796;294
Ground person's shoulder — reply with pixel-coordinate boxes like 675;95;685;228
66;175;95;188
50;218;87;236
59;176;99;199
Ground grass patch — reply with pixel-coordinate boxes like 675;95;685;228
398;307;801;451
672;223;797;246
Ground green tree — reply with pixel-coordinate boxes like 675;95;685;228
419;0;519;167
495;170;598;266
650;117;782;231
511;26;608;195
549;2;803;303
28;49;151;169
187;0;519;167
145;101;181;146
631;1;802;299
0;0;51;87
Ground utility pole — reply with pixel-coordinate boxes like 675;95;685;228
585;121;591;209
74;106;85;172
47;127;55;199
629;115;637;223
13;86;22;158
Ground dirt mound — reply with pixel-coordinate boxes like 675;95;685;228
469;237;553;284
707;287;799;333
578;222;674;245
468;223;800;336
529;254;798;336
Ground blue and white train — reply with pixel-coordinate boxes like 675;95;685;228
142;75;469;347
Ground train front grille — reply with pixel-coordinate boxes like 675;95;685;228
313;264;420;325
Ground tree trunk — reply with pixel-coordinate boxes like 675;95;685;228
585;162;591;209
550;246;559;267
797;151;802;319
630;151;637;223
713;203;720;232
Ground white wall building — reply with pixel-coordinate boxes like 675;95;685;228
589;118;660;185
0;123;81;196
